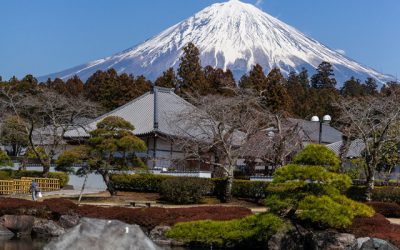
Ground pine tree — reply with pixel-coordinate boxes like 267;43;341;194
363;77;378;96
311;62;337;89
65;75;84;97
341;77;365;97
177;43;208;94
204;66;236;96
155;68;177;89
262;68;292;113
239;64;267;94
286;71;309;117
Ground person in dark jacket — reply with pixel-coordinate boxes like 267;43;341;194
30;180;38;201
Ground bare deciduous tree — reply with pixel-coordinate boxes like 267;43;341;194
336;93;400;200
0;85;100;176
171;92;300;202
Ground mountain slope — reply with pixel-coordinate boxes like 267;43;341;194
41;0;393;85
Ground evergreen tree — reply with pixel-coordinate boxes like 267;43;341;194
298;68;310;89
155;68;177;89
311;62;337;89
65;75;84;97
239;64;267;94
363;77;378;96
177;43;208;94
286;71;309;117
262;68;292;113
204;66;236;96
341;77;365;97
84;69;151;110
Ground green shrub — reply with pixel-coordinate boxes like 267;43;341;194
0;169;12;180
293;144;340;172
372;187;400;203
231;180;269;202
166;213;284;248
212;178;269;202
160;177;214;204
48;172;69;187
111;173;172;192
346;186;368;201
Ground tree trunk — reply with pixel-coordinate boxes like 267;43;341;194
338;135;351;173
365;174;375;201
78;173;89;205
222;168;234;203
101;172;116;196
42;160;51;177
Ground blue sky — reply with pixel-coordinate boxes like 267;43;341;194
0;0;399;80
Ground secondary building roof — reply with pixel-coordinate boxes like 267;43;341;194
289;118;343;145
64;87;195;138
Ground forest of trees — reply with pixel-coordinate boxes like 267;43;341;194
0;42;398;118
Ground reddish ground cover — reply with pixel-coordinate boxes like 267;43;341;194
0;198;252;231
348;213;400;247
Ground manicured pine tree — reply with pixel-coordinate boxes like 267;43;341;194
177;42;208;94
311;61;337;89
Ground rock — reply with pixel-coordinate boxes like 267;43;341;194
149;226;184;247
305;231;358;250
358;237;399;250
59;215;80;229
0;215;34;235
0;224;14;240
268;224;309;250
44;218;162;250
32;218;65;237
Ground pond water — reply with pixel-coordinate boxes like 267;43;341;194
0;236;208;250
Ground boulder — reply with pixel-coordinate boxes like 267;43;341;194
268;225;308;250
0;224;14;239
0;215;34;235
59;215;80;229
149;226;184;247
305;231;358;250
32;218;65;237
358;237;399;250
44;218;162;250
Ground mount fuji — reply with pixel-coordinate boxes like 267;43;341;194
41;0;393;85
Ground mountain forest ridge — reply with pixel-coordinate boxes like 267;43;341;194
40;0;394;85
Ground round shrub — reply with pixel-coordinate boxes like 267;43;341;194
160;177;214;204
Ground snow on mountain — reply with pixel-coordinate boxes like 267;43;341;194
41;0;394;85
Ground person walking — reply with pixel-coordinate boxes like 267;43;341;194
30;180;38;201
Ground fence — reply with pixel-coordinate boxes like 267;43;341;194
0;178;60;195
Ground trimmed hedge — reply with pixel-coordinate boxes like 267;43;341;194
111;174;270;202
347;186;400;203
0;169;69;187
160;177;214;204
111;173;172;192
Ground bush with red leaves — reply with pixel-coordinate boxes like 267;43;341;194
348;213;400;248
0;198;252;232
367;202;400;218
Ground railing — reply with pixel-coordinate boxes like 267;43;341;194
0;178;60;195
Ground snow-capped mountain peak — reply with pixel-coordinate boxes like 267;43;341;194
41;0;393;85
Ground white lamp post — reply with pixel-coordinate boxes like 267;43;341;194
311;115;332;144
